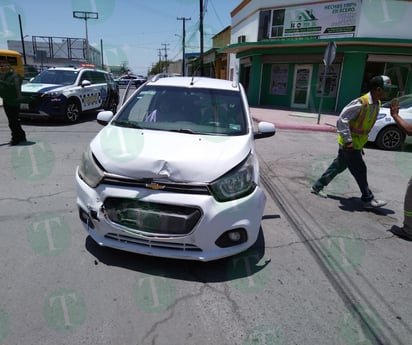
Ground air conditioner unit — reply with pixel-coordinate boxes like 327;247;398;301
237;35;246;43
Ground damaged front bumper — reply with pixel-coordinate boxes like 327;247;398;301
75;168;266;261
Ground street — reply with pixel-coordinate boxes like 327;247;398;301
0;105;411;345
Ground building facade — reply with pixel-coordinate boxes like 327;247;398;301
223;0;412;113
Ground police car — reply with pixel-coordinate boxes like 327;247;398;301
20;67;119;122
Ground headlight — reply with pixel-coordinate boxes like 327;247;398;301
210;154;256;202
78;148;104;187
44;91;62;98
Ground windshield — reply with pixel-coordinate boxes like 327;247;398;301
31;69;79;85
112;85;247;136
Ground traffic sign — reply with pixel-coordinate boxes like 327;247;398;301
323;41;337;66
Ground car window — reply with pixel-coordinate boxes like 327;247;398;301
31;70;78;85
113;85;247;135
91;71;106;84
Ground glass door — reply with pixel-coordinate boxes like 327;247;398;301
291;65;312;108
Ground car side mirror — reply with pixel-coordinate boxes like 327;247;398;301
81;79;91;87
97;110;114;126
254;121;276;139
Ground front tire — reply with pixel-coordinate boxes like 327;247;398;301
375;125;405;150
106;97;118;114
65;99;81;123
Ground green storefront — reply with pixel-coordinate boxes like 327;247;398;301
222;38;412;113
224;38;412;114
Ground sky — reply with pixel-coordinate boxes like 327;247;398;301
0;0;240;75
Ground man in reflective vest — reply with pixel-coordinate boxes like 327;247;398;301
388;98;412;241
311;75;392;209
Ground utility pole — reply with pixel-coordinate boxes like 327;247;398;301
161;43;170;73
73;11;98;63
100;39;104;70
18;14;27;65
199;0;204;76
177;17;191;76
158;49;162;73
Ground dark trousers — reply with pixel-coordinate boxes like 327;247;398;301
3;102;26;142
312;146;374;202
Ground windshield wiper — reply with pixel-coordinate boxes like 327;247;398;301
169;128;200;134
112;120;143;129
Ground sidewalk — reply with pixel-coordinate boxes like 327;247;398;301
251;107;338;133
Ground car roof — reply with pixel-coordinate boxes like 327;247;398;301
147;76;241;92
45;67;107;73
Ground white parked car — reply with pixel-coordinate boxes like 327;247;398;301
368;94;412;150
76;76;276;261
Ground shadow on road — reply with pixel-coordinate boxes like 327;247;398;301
84;227;270;283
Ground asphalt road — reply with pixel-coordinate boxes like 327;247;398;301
0;104;411;345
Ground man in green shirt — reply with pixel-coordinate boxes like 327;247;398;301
0;60;26;145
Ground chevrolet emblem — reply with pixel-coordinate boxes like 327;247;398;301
145;182;166;190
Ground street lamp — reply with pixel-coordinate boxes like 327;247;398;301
73;11;98;62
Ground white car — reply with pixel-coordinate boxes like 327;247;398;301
368;94;412;150
76;76;276;261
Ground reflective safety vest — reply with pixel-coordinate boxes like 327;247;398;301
338;94;381;150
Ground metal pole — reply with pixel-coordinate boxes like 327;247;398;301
317;65;328;124
73;11;98;63
100;39;104;69
18;14;27;65
177;17;191;76
85;18;89;62
199;0;204;76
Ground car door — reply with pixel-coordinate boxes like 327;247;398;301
78;70;105;111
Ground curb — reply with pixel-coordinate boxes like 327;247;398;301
252;116;337;133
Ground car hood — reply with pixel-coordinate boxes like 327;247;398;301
21;83;68;93
90;126;252;183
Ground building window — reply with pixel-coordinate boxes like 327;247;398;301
316;64;340;97
258;10;271;40
270;9;285;38
258;9;285;40
270;64;289;95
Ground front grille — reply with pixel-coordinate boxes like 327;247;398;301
104;197;202;235
20;93;45;113
105;233;202;252
102;174;211;195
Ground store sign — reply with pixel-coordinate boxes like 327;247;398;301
283;0;361;39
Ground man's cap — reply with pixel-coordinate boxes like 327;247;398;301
369;75;395;90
